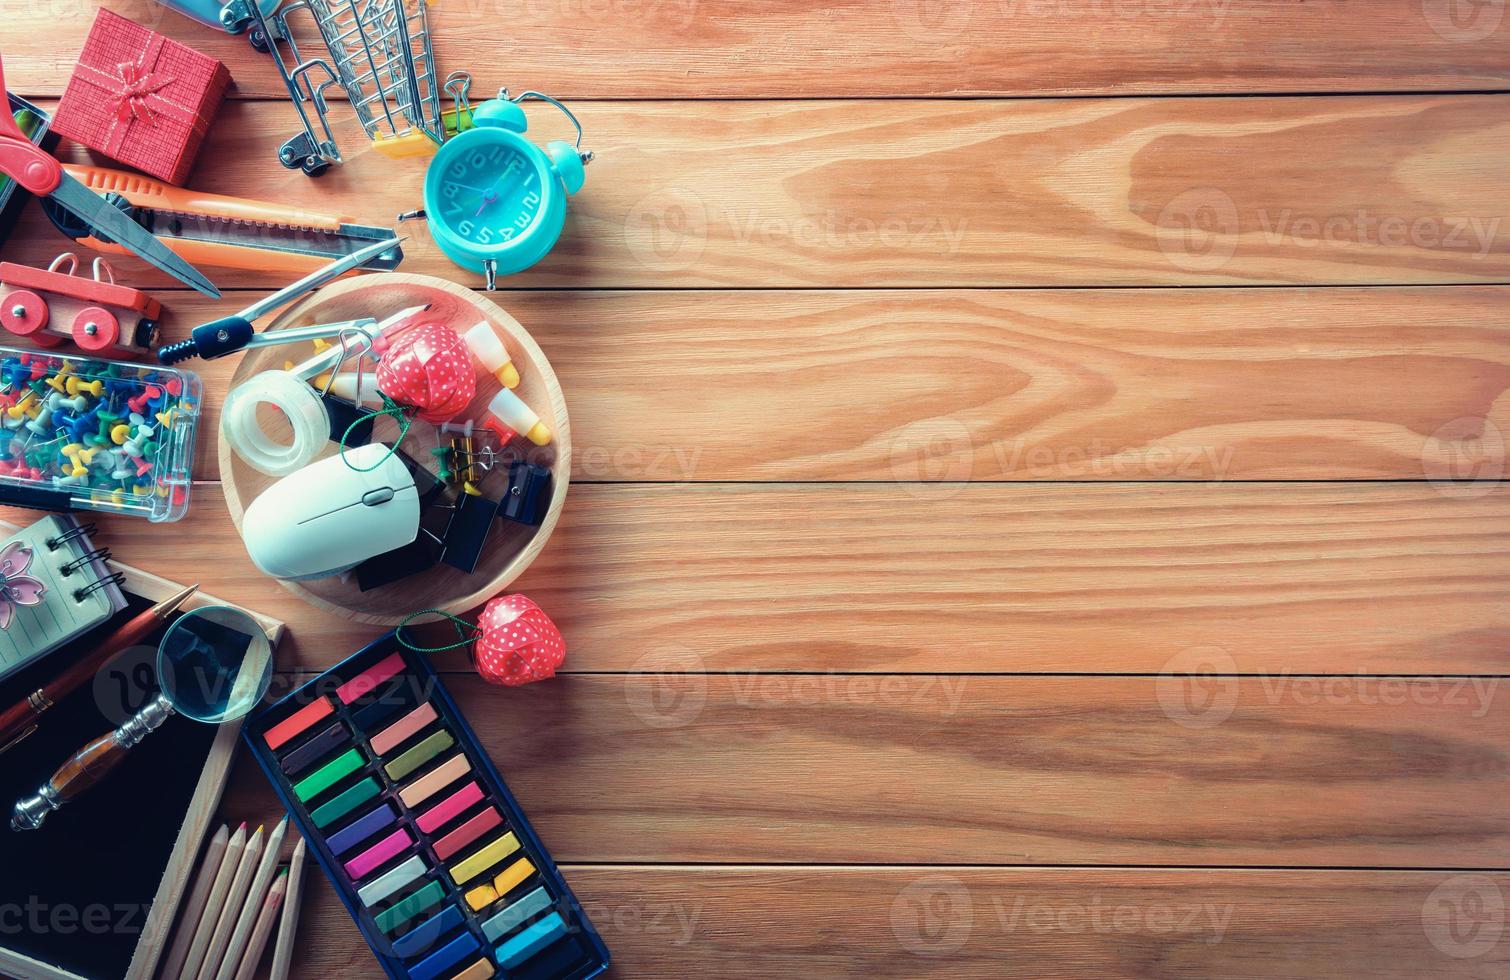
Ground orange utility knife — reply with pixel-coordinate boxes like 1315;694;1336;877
42;164;404;276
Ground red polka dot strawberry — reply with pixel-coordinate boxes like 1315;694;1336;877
397;594;566;686
374;321;476;424
473;594;565;686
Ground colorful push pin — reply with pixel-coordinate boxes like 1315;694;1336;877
109;454;134;481
312;338;333;354
7;391;36;420
430;444;455;482
66;377;102;399
46;392;87;414
164;377;182;398
43;363;74;393
155;407;176;429
440;419;476;439
133;457;154;478
61;412;94;446
485;389;551;446
24;409;53;437
127;389;152;415
111;422;132;445
462;320;520;388
60;444;91;478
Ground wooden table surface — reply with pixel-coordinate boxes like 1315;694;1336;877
5;2;1510;976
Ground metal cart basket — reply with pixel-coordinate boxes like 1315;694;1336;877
249;0;446;176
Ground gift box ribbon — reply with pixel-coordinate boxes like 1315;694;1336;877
71;32;198;157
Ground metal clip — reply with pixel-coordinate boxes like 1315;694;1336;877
445;71;473;136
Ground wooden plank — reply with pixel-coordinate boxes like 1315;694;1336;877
38;481;1510;675
44;286;1510;483
276;867;1510;978
10;96;1510;289
220;673;1510;866
4;0;1509;99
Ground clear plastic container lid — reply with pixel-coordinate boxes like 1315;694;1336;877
0;347;201;522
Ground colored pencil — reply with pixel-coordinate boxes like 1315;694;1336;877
178;822;248;980
268;836;307;980
161;823;230;980
232;870;288;980
214;816;287;980
193;822;264;980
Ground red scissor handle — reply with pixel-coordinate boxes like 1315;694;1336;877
0;51;62;196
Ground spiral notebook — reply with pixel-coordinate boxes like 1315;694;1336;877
0;514;126;682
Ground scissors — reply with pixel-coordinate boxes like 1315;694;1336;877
0;53;220;298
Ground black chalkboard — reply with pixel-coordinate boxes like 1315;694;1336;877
0;595;217;979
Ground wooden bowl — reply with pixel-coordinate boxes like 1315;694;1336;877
218;272;570;624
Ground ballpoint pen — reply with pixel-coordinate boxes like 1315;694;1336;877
155;236;404;364
0;51;220;298
0;583;198;756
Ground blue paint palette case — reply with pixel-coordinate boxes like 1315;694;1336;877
244;633;609;980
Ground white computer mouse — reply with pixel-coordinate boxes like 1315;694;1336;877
242;443;420;580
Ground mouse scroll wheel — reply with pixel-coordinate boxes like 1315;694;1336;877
362;487;396;506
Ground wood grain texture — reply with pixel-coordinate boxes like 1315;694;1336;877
274;867;1510;979
34;482;1510;675
11;96;1510;289
5;0;1509;99
58;286;1510;482
218;673;1510;866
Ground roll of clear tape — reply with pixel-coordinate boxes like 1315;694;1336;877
222;370;330;477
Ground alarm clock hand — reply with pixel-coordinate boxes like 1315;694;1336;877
473;189;499;217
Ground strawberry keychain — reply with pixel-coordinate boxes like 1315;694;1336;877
373;321;476;424
397;594;565;686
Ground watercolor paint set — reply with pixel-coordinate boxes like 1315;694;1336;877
243;635;608;980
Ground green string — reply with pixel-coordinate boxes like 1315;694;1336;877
396;608;482;653
340;393;417;471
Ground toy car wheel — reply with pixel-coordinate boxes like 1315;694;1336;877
72;306;120;353
301;157;332;178
0;290;49;338
247;27;270;52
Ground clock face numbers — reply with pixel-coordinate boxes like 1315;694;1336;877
437;143;543;247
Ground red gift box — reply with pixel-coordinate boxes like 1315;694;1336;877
51;9;230;185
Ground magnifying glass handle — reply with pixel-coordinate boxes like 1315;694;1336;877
10;694;175;832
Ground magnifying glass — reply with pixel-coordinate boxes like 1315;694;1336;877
11;605;272;831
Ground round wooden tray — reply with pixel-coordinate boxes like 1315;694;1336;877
218;273;570;624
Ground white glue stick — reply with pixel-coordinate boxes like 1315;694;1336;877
487;388;551;446
463;320;521;388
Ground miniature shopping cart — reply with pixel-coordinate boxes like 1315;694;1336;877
248;0;446;176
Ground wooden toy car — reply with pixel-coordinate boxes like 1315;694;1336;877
0;253;160;353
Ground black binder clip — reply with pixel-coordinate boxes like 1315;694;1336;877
438;462;552;573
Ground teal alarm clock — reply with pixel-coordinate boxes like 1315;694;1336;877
414;90;591;289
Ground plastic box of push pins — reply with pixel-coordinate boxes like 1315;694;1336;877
244;634;609;980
